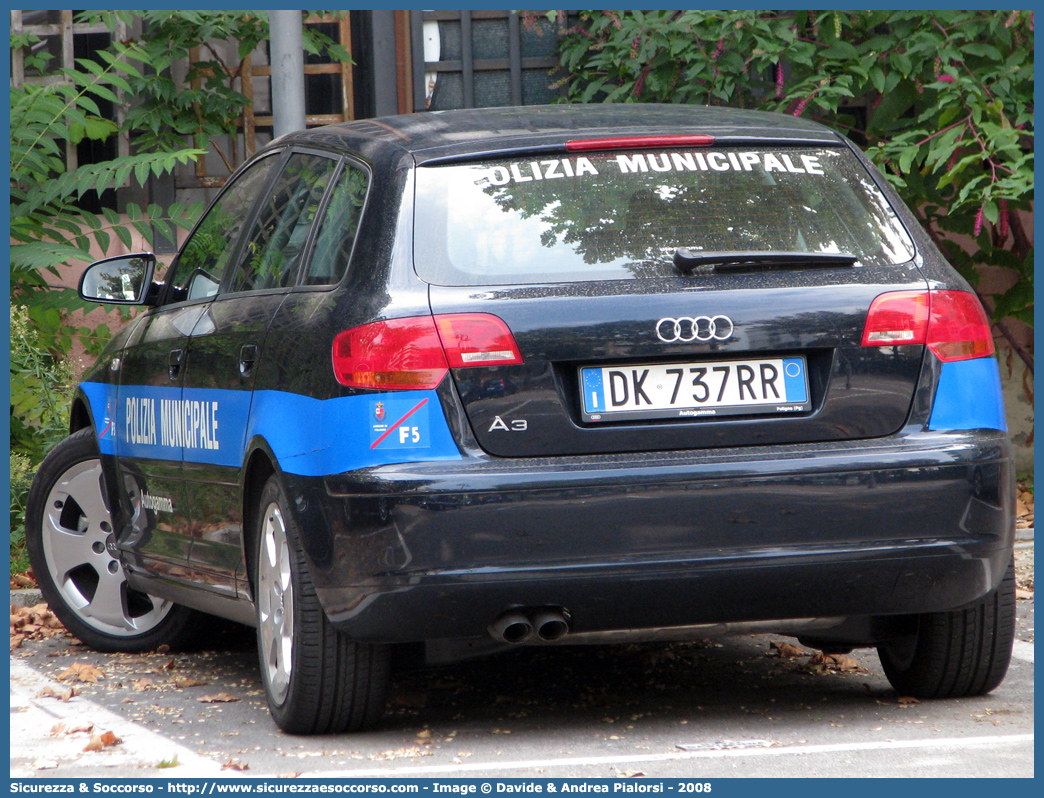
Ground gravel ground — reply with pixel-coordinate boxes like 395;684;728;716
1014;546;1033;593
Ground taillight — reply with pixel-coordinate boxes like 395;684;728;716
435;313;523;368
333;313;523;389
861;291;929;346
925;290;995;362
332;317;448;389
862;290;994;362
564;135;715;152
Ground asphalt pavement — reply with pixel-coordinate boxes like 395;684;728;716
9;586;1034;779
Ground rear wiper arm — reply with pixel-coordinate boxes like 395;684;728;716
674;248;858;274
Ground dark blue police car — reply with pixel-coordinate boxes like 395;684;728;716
27;105;1016;734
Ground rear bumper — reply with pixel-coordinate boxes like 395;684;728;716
288;430;1014;643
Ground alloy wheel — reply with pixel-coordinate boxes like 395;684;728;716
258;501;295;703
40;459;172;636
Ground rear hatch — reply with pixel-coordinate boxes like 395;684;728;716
416;141;927;458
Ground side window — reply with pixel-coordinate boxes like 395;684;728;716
229;153;338;293
167;155;278;302
305;161;369;286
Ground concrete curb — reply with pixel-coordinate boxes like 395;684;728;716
10;588;44;608
10;656;231;776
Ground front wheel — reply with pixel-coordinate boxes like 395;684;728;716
25;428;198;652
877;556;1016;698
255;475;389;734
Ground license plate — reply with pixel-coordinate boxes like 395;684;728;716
580;357;811;423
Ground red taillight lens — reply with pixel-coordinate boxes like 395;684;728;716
861;291;930;346
332;316;449;389
435;313;523;368
926;289;995;362
332;313;523;389
564;135;715;152
861;289;994;362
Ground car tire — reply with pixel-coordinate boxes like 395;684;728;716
254;475;389;734
877;556;1016;698
25;428;198;652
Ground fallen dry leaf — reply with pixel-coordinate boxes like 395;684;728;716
619;771;645;778
83;731;121;752
10;604;64;646
807;652;861;672
369;747;431;761
11;573;35;588
171;675;208;688
155;644;171;654
198;692;240;703
770;641;809;658
57;662;105;683
897;696;921;705
24;604;62;627
828;654;859;670
36;685;80;702
1016;589;1032;600
50;721;94;737
222;759;249;771
132;678;155;691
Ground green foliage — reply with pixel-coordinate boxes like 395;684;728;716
10;23;207;575
10;451;34;575
10;305;75;570
10;34;205;355
80;10;353;171
9;305;74;465
557;10;1034;354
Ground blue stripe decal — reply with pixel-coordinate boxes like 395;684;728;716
80;383;461;477
581;368;605;412
248;389;460;476
781;358;807;403
927;357;1007;432
80;382;119;456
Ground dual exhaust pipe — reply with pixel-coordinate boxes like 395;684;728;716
490;607;570;644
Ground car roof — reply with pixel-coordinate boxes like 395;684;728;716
269;104;844;165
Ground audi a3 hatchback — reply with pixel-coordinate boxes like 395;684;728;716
28;105;1016;734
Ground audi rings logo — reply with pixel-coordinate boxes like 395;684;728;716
656;315;734;343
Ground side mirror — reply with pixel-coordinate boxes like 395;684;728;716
79;253;157;305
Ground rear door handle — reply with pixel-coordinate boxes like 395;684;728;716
168;349;183;381
239;344;258;377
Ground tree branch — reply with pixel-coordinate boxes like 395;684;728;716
976;290;1034;374
1008;210;1033;261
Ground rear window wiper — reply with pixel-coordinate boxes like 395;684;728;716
674;248;858;274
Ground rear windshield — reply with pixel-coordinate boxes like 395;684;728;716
413;146;915;286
